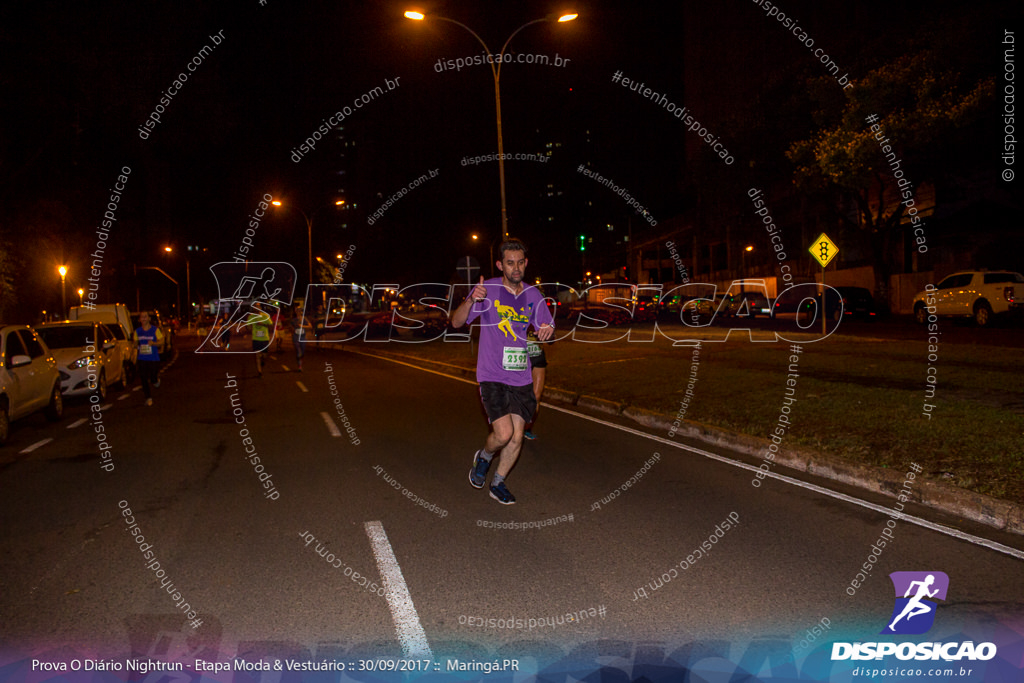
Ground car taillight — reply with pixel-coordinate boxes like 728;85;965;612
1005;286;1015;302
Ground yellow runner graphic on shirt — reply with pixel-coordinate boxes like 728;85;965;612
493;299;529;339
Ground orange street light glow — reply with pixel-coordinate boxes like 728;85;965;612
271;200;282;206
404;11;425;20
558;13;578;22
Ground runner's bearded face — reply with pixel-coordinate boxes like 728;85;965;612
499;250;527;287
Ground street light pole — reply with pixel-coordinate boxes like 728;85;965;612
58;265;67;318
271;201;321;284
136;266;179;317
741;245;753;294
405;11;577;240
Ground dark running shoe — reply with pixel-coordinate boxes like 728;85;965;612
469;450;491;489
489;481;516;505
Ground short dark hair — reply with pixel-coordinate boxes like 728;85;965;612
499;237;527;260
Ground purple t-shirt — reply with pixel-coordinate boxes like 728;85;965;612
465;278;554;386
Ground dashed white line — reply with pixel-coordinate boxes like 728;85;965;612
320;412;341;437
117;394;130;401
66;418;87;429
296;381;308;393
364;521;432;658
282;364;291;372
20;438;53;454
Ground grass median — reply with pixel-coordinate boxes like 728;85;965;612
342;323;1024;505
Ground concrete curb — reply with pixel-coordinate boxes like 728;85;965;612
351;346;1023;536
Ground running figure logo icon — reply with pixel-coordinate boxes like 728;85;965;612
197;261;296;353
881;571;949;635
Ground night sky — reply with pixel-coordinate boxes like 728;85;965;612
2;0;1014;317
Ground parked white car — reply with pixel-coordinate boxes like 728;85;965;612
35;321;127;399
913;270;1024;327
69;303;137;381
0;325;63;444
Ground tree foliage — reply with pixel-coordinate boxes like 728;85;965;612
0;239;20;317
788;50;995;236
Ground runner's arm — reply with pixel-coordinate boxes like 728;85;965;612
451;297;475;329
452;278;487;328
533;292;555;340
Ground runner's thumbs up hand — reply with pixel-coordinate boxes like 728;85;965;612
472;275;487;302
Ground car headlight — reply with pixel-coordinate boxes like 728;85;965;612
69;356;94;370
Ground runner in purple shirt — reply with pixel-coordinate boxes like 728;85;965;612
451;238;554;505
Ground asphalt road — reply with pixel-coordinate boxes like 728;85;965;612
1;338;1022;675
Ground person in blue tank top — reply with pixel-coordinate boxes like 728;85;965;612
134;311;164;406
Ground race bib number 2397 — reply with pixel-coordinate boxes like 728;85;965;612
502;347;528;372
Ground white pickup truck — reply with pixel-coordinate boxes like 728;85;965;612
913;270;1024;327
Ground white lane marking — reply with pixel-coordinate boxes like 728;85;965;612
66;418;87;429
296;381;308;393
132;386;141;392
351;351;478;386
118;394;130;401
320;412;341;437
282;365;290;372
543;403;1024;561
101;403;113;411
364;352;1024;561
364;521;432;658
20;438;53;454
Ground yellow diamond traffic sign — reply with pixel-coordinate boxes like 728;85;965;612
809;232;839;268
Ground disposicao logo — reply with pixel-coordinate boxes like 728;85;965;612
882;571;949;635
831;570;997;662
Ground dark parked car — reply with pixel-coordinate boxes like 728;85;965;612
830;287;878;321
771;286;876;322
726;291;772;318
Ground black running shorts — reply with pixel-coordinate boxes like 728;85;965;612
479;381;537;424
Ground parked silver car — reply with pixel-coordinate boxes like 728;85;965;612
0;325;63;444
35;321;127;399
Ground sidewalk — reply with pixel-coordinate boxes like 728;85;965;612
329;329;1024;536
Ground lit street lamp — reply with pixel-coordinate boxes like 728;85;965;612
57;265;67;318
77;288;84;305
405;9;578;239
